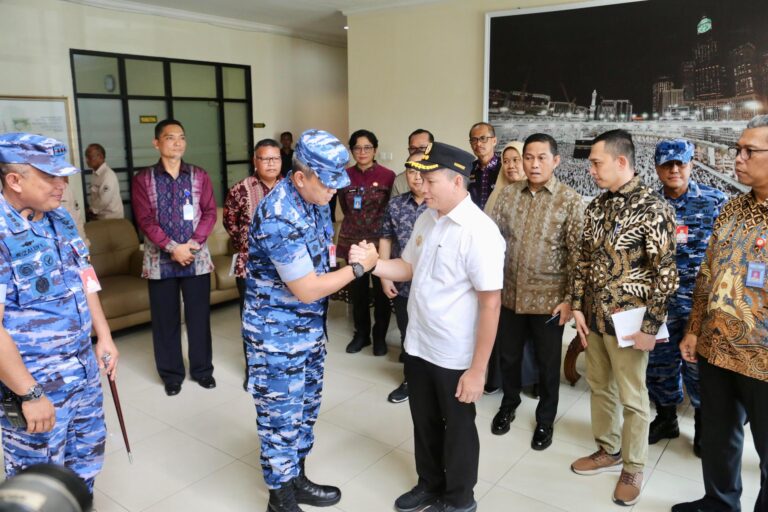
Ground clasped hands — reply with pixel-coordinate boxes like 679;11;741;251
348;240;379;273
171;240;201;266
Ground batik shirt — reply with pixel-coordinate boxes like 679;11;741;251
379;191;427;298
468;154;500;210
687;192;768;381
572;176;678;335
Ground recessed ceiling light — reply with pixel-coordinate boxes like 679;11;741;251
343;25;349;30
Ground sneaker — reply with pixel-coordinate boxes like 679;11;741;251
570;447;622;475
388;381;409;403
612;470;642;506
394;485;439;512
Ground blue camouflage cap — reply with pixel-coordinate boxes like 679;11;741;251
655;139;694;166
0;132;80;177
294;129;350;189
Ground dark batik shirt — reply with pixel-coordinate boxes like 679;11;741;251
468;154;500;210
379;192;427;298
572;176;679;336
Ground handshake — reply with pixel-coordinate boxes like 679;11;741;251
348;240;380;273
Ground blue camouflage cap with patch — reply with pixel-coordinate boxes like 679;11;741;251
294;129;350;189
0;132;80;177
655;139;694;166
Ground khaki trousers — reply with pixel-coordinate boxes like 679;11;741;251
585;331;650;472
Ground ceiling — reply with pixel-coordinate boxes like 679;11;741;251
63;0;448;47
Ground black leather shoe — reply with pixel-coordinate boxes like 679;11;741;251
268;482;303;512
194;376;217;389
164;382;181;396
491;407;515;435
671;498;717;512
373;338;388;356
345;334;371;353
531;424;553;450
293;459;340;507
394;485;439;512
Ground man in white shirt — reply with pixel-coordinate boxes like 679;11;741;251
350;142;505;512
85;143;124;220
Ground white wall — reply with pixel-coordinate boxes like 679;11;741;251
1;0;349;201
347;0;573;169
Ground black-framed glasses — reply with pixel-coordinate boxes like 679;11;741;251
728;146;768;160
352;145;374;153
469;135;494;145
408;145;429;155
255;157;281;164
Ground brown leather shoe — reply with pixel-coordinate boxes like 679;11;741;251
613;470;642;506
570;447;622;475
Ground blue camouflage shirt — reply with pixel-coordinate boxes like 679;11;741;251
379;191;427;298
662;180;727;318
0;194;98;385
242;178;334;353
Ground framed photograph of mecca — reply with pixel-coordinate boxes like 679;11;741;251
484;0;768;198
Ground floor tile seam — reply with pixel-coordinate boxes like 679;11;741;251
478;484;571;512
313;414;409;451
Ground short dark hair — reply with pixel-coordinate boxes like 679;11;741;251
469;122;495;137
592;129;635;168
408;129;434;143
86;143;106;158
523;133;559;157
154;119;185;139
349;129;378;149
280;131;293;139
254;138;280;151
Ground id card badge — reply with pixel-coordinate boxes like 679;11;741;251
183;202;194;221
746;261;766;288
676;225;689;245
79;265;102;294
329;244;337;268
353;195;363;210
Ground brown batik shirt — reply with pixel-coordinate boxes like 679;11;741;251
687;192;768;381
572;176;679;335
491;176;584;314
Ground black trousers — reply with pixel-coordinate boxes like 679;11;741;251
393;295;409;348
499;307;563;426
148;274;214;385
349;272;391;341
405;355;478;508
699;357;767;512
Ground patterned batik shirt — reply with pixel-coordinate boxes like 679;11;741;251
687;192;768;381
468;154;500;210
491;177;584;314
379;191;427;298
572;176;679;335
663;181;727;318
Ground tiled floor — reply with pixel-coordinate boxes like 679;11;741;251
15;301;763;511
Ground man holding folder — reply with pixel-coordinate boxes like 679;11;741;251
570;130;678;507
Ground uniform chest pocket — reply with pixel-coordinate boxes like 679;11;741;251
430;245;460;284
13;267;70;306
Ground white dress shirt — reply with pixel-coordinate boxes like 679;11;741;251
89;162;124;219
402;194;505;369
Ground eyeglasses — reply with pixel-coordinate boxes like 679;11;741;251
728;146;768;160
352;145;374;153
408;145;429;155
469;135;494;145
256;157;281;164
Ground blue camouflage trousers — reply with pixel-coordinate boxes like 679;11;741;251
1;366;106;493
646;316;701;409
247;338;326;489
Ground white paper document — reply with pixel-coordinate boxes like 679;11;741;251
611;307;669;348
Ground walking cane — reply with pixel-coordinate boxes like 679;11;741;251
102;353;133;463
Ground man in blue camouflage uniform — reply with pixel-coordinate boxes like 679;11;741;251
244;129;376;512
646;139;726;456
0;133;119;493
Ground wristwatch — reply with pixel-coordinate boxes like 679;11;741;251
18;383;44;402
351;262;365;279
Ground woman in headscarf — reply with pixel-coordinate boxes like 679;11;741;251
484;141;525;215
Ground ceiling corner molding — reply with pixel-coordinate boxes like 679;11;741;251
60;0;347;47
341;0;445;16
